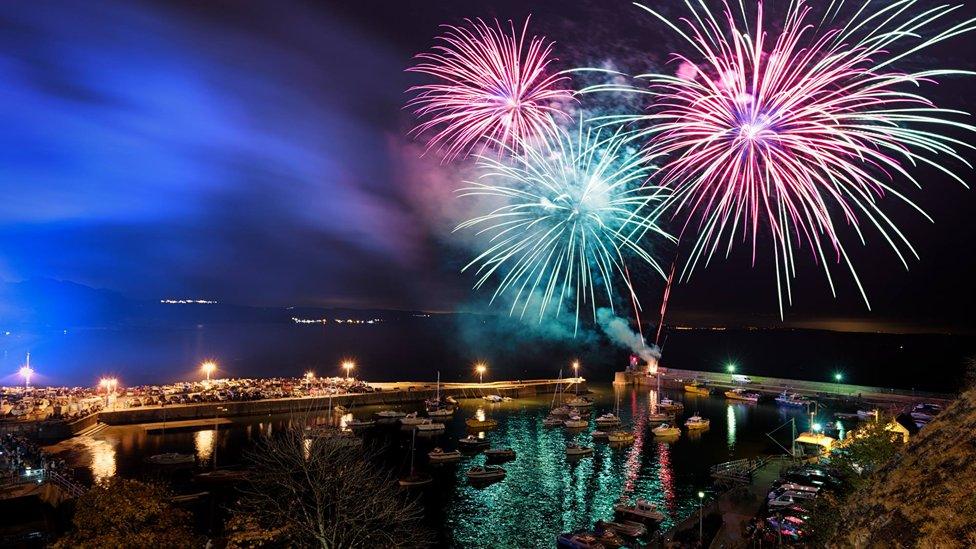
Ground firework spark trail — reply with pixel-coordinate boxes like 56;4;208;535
454;118;673;332
581;0;976;315
407;17;573;162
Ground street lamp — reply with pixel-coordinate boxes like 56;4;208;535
475;363;487;385
342;360;355;380
698;491;705;544
726;362;736;374
201;361;217;381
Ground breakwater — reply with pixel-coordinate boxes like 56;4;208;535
97;378;581;426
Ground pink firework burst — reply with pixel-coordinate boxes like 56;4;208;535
587;1;976;314
407;17;573;162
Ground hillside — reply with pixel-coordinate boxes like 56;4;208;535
830;387;976;547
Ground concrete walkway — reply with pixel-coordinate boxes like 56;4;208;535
708;457;788;548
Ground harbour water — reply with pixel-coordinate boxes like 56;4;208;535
47;383;830;547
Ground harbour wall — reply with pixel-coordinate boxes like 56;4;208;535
97;378;581;426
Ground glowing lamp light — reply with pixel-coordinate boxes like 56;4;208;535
19;365;34;388
834;372;844;382
342;361;355;379
726;363;736;373
475;363;487;384
201;361;217;381
812;423;823;433
305;371;315;381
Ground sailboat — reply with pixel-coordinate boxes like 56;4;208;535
596;389;623;427
398;428;432;487
545;369;572;424
427;371;454;417
607;389;635;445
649;372;676;422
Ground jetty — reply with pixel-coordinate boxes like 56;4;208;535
620;367;952;407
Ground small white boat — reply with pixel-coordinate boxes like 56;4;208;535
466;466;506;482
595;413;622;427
591;430;609;440
145;453;195;467
775;391;812;408
556;532;604;549
565;443;594;457
602;520;647;538
647;411;674;422
652;423;681;437
376;410;406;419
543;416;565;427
399;429;432;487
457;435;490;451
346;418;376;429
427;447;462;463
607;430;635;444
400;412;427;426
566;396;594;408
465;417;498;429
564;415;589;429
415;419;446;432
482;394;504;403
484;447;516;461
550;405;573;416
658;398;683;411
427;407;455;417
684;415;710;430
857;409;879;421
614;497;665;523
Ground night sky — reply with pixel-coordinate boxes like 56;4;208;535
2;0;975;333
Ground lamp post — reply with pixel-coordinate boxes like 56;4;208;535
572;361;580;395
475;363;486;385
342;361;355;380
201;361;217;381
698;491;705;544
834;371;844;396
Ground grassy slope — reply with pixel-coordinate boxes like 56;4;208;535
831;388;976;547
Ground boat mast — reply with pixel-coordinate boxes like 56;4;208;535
436;371;440;402
409;428;417;475
551;369;562;410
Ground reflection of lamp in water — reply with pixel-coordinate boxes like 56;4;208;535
572;361;580;395
195;429;215;463
698;491;706;543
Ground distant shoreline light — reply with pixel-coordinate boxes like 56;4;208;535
160;299;218;304
291;317;383;325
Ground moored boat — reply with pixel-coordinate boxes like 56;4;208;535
607;430;635;445
466;465;506;483
543;416;565;427
465;417;498;429
427;447;462;463
684;414;710;430
566;396;594;408
564;415;589;428
566;443;594;457
399;412;426;426
415;419;446;432
484;447;516;461
652;423;681;437
725;388;761;403
346;418;375;429
647;411;674;422
684;380;711;395
657;398;683;412
457;435;489;451
775;391;813;407
376;409;406;420
613;496;665;523
556;532;606;549
145;453;195;467
599;519;647;538
591;430;609;441
595;413;622;427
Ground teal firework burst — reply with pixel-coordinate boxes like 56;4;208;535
455;119;673;331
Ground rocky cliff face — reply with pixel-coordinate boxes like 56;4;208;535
831;388;976;547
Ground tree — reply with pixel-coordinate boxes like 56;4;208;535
227;426;432;549
830;416;902;490
53;477;198;548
